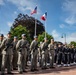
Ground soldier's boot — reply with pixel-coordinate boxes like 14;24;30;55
22;62;27;72
1;73;5;75
34;65;38;71
18;64;23;74
39;59;42;67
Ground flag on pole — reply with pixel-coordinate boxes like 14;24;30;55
41;12;47;21
31;6;37;15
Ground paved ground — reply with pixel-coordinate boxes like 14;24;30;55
1;66;76;75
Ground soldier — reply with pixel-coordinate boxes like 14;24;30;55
57;44;63;67
30;36;38;72
16;34;28;74
0;34;4;71
70;45;74;65
12;36;18;70
38;42;43;67
41;38;48;69
48;39;55;68
54;44;58;65
0;32;13;75
62;44;68;67
67;45;71;66
74;46;76;64
25;41;30;67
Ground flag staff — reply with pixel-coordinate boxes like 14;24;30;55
35;16;37;36
44;20;46;38
31;6;37;36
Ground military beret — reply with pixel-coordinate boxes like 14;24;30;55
22;34;26;37
14;36;17;39
44;37;47;40
34;36;37;38
7;32;11;34
51;38;54;40
0;34;4;37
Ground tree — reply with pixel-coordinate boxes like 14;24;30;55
70;41;76;46
10;25;31;42
38;32;53;43
11;13;45;39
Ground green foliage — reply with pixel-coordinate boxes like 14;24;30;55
12;13;45;39
10;25;31;42
38;32;53;43
70;41;76;46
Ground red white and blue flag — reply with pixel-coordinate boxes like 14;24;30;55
41;12;47;21
31;6;37;15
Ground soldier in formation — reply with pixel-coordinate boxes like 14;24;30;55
30;36;38;71
41;38;48;69
16;34;28;74
12;36;18;70
0;32;13;75
57;44;63;67
38;42;43;67
0;34;4;71
48;39;55;68
54;44;58;65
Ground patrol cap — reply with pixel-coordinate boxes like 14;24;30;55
0;34;4;37
34;36;38;38
7;31;11;34
22;34;26;37
14;36;17;39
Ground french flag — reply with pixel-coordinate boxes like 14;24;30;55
41;12;47;21
31;6;37;15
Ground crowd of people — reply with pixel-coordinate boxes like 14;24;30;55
0;32;76;75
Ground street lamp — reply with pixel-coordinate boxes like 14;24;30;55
61;33;66;44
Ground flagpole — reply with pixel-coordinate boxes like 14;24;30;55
35;17;37;36
41;12;47;39
35;5;37;36
44;20;46;39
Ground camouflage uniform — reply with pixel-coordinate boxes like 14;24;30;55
41;41;48;69
30;36;38;71
0;34;4;71
16;35;28;73
25;41;30;67
12;36;18;70
48;44;55;68
0;40;2;70
0;35;13;74
38;42;43;67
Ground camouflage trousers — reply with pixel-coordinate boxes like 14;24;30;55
41;50;48;68
12;51;18;69
17;50;27;72
1;54;12;73
31;50;38;70
49;50;55;67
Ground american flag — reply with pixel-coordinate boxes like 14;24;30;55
31;6;37;15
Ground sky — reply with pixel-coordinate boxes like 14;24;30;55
0;0;76;43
